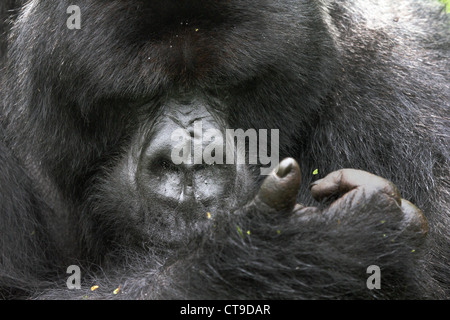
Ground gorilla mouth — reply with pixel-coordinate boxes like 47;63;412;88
145;208;214;249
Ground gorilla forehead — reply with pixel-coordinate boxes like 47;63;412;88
156;100;219;128
16;0;327;100
131;96;223;131
140;98;228;158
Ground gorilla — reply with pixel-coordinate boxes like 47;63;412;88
0;0;449;300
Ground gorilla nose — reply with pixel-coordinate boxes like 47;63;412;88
138;153;221;207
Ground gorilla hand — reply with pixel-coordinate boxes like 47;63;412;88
223;159;430;299
309;168;428;238
251;159;428;239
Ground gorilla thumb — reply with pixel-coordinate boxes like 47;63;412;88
253;158;302;213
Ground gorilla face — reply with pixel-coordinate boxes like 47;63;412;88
88;97;250;252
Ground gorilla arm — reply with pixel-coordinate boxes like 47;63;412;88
174;159;429;299
54;159;428;300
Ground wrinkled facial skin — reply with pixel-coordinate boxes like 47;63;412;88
91;98;250;252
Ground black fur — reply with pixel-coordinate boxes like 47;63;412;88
0;0;449;299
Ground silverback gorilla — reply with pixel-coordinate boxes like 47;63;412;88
0;0;449;300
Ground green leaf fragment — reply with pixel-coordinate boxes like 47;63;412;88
236;225;244;238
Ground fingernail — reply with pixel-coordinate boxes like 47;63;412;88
276;159;294;178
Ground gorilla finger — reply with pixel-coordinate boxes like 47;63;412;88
310;169;401;205
401;199;429;236
253;158;301;213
